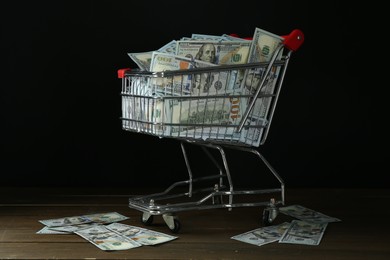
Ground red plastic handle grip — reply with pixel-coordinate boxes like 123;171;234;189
117;68;131;78
281;29;304;51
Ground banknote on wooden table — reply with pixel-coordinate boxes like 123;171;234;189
231;222;291;246
75;224;142;251
279;220;328;246
82;212;129;224
48;223;100;233
39;215;91;227
39;212;129;227
36;226;70;234
279;204;341;223
106;222;177;245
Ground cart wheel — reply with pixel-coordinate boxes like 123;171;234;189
262;206;279;226
162;214;181;233
141;212;154;226
262;209;271;226
169;219;181;233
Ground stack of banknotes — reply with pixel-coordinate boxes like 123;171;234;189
123;27;285;147
231;205;341;246
37;212;177;251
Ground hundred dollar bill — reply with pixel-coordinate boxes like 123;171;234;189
169;95;252;144
121;75;152;130
231;222;290;246
191;33;226;41
176;40;251;65
247;27;284;63
39;212;129;227
83;212;129;224
150;51;243;96
128;40;178;71
106;222;177;245
75;224;142;251
39;215;91;227
238;68;278;146
222;33;252;42
279;205;341;223
158;39;177;54
238;27;284;146
120;73;168;134
36;226;70;234
279;220;328;246
49;223;99;233
169;98;231;134
238;115;268;146
127;51;153;71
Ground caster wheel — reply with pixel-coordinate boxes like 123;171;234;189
163;214;181;233
262;206;279;226
141;213;154;226
169;219;181;233
262;209;272;226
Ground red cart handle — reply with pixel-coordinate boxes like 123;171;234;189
117;68;131;78
281;29;304;51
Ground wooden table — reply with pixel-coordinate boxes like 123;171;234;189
1;187;389;259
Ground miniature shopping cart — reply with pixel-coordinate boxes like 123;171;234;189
117;29;304;233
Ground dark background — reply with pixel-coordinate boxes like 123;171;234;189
0;1;385;189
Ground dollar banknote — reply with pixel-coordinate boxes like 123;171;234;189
127;40;178;71
231;222;291;246
127;51;153;71
279;205;341;223
75;224;142;251
39;212;129;227
48;223;99;233
82;212;129;224
191;33;226;41
247;27;283;63
221;33;252;42
158;39;177;54
238;27;285;146
106;222;177;245
279;220;328;246
39;215;91;227
150;51;231;96
36;226;70;234
169;97;235;133
122;95;168;135
176;40;251;65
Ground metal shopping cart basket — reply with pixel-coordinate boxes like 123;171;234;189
117;29;304;233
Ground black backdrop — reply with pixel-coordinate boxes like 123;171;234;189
1;1;385;188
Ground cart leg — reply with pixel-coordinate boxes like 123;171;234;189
180;142;194;197
200;146;225;189
262;198;279;226
214;145;234;210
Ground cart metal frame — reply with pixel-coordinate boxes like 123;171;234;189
118;29;304;233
